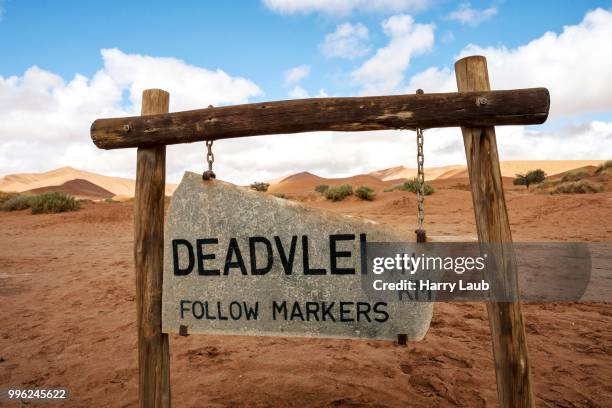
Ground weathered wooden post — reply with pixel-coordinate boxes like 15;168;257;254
134;89;171;408
455;56;534;407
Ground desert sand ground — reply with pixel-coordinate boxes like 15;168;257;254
1;173;611;407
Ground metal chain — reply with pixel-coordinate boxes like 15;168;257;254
206;140;214;171
416;127;425;230
202;140;216;180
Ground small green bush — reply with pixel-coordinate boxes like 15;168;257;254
325;184;353;201
386;178;434;195
552;181;603;194
514;169;546;189
250;182;270;192
30;192;80;214
595;160;612;174
1;194;34;211
561;171;587;182
314;184;329;194
356;186;376;201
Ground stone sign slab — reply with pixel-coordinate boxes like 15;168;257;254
162;172;432;341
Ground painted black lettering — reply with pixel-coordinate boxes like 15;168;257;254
180;300;191;318
340;302;354;322
274;236;297;274
192;301;205;319
204;301;216;320
330;234;355;275
272;301;287;320
249;236;273;275
173;239;194;276
360;233;367;275
224;238;247;275
217;301;228;320
374;302;389;322
305;302;320;321
302;236;326;275
229;301;242;320
196;238;220;275
322;302;336;322
356;302;372;322
290;301;305;320
243;302;259;320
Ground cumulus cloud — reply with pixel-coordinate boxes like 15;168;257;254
352;14;434;94
288;86;328;98
445;3;497;27
404;8;612;119
263;0;431;15
284;65;310;85
320;22;371;59
0;49;262;181
289;85;309;98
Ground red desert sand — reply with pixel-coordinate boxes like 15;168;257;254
1;167;611;407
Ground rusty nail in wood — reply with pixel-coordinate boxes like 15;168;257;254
478;97;488;106
123;124;131;132
179;325;189;336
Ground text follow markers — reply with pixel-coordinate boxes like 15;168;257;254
162;172;432;340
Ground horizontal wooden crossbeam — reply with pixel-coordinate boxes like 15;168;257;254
91;88;549;149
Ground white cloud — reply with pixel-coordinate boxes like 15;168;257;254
263;0;432;15
404;8;612;119
3;9;612;187
289;85;309;98
320;22;371;59
288;86;328;98
352;14;434;94
445;3;497;27
284;65;310;85
0;49;262;181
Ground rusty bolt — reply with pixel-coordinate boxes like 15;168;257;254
478;97;488;106
123;124;131;132
416;89;424;95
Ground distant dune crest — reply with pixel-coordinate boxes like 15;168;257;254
0;166;176;198
0;161;605;199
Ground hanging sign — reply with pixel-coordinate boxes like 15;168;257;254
162;172;432;341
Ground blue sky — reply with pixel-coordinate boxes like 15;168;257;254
1;1;611;183
0;1;603;99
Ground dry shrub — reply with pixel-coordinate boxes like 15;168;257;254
250;182;270;192
325;184;353;201
314;184;329;194
385;178;434;195
1;194;34;211
356;186;376;201
0;191;19;206
561;171;588;182
30;192;80;214
595;160;612;175
552;181;603;194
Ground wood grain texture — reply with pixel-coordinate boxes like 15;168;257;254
91;88;549;149
134;89;171;408
455;56;534;407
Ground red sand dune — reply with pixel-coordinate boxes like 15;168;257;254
27;179;116;200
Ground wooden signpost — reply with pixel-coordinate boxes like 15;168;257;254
90;56;550;408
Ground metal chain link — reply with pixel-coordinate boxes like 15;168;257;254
202;140;216;180
206;140;214;171
416;127;425;230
